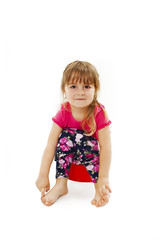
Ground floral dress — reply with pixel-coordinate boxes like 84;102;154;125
55;128;100;183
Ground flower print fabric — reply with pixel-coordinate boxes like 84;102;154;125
55;128;100;183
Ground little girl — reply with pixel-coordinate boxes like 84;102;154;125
36;60;112;207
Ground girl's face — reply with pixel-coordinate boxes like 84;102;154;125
64;81;95;109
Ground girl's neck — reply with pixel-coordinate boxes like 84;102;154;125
70;104;88;121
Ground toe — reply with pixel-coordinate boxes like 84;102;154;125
44;201;50;206
41;196;45;203
41;196;49;205
42;198;50;206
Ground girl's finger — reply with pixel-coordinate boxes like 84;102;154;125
41;188;46;197
46;185;50;192
105;185;112;193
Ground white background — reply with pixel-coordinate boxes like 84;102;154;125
1;0;160;239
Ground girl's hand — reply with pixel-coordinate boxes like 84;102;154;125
97;177;112;199
35;175;50;197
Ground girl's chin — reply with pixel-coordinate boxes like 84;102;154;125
70;102;90;108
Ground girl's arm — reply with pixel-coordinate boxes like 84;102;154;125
36;122;62;192
39;122;62;176
97;126;112;191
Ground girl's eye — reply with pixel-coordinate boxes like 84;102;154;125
84;85;91;89
70;85;76;89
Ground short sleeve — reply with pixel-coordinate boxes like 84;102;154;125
95;105;111;130
52;108;64;128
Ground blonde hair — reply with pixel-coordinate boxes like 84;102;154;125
61;60;105;136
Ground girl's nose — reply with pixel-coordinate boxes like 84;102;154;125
78;90;84;95
77;88;84;95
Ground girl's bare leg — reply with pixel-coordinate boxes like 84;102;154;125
41;178;68;206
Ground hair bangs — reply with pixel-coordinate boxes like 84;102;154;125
67;69;96;86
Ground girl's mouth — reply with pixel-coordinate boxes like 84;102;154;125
76;99;86;100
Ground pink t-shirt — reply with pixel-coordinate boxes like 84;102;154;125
52;102;111;140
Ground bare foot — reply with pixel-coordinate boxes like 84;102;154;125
91;184;110;207
41;180;68;206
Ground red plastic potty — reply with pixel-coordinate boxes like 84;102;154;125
68;163;92;182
